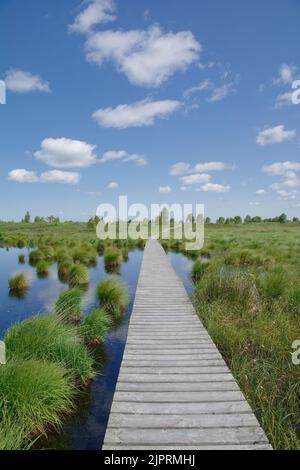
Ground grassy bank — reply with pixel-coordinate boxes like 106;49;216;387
187;224;300;450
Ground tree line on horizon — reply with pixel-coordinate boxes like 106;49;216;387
1;211;299;226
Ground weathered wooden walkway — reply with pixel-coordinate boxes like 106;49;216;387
103;240;271;450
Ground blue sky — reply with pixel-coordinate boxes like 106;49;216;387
1;0;300;221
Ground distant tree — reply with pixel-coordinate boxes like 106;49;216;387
217;217;225;225
23;211;30;223
244;215;251;223
278;213;287;224
292;217;299;222
205;217;211;224
87;216;100;230
251;216;262;223
234;216;242;224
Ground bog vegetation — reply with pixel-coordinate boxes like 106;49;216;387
0;215;299;450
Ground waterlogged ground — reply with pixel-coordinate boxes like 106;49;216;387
0;246;194;450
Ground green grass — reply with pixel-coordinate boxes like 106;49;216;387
97;276;129;316
104;248;123;273
5;314;94;383
57;259;73;282
69;264;90;288
193;251;300;449
191;259;209;282
0;359;74;450
18;254;25;264
80;309;112;346
36;260;50;277
55;288;83;323
8;273;29;295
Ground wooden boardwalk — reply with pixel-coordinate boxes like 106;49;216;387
103;240;271;450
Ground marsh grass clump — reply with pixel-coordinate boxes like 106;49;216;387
104;248;123;273
224;249;271;268
69;264;90;288
73;249;97;267
195;264;258;312
191;259;209;282
57;260;73;283
29;249;44;265
55;288;83;323
258;266;289;299
96;240;106;255
18;254;25;264
8;273;29;296
97;277;129;316
80;309;112;346
0;359;74;448
5;314;94;383
36;261;49;278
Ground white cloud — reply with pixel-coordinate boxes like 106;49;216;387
274;92;294;108
69;0;117;34
100;150;147;166
159;186;172;194
194;161;233;172
256;189;267;195
249;202;261;206
183;80;212;99
8;169;39;183
180;173;211;186
8;169;79;184
92;99;181;129
5;69;50;93
256;125;296;146
170;161;233;176
273;64;298;85
86;25;201;87
207;81;237;103
170;162;192;176
263;161;300;176
40;170;80;185
263;161;300;192
107;181;118;189
201;183;230;193
34;138;97;168
276;189;298;200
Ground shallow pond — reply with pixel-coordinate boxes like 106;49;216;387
0;247;194;450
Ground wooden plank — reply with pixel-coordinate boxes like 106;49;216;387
102;239;272;450
104;427;269;446
107;413;258;429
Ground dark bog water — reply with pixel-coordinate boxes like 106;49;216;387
0;247;194;450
